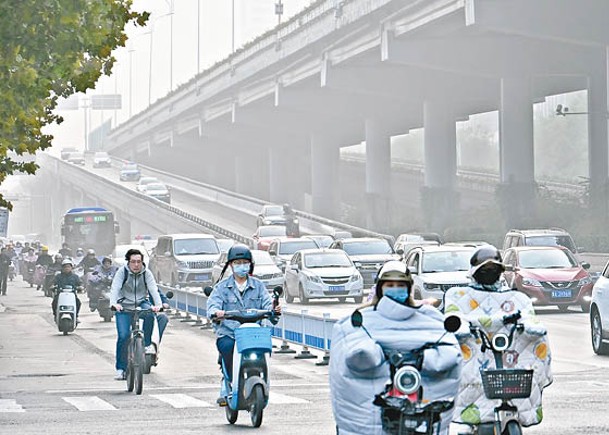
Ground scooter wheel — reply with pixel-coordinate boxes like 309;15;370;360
249;384;265;428
226;406;238;424
504;421;522;435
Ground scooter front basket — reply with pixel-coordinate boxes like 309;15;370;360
235;327;272;353
481;368;534;400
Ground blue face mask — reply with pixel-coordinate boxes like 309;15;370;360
384;287;409;304
232;263;250;278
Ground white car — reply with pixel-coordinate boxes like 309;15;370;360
112;244;150;268
404;246;475;306
394;233;442;256
92;151;112;168
136;177;160;193
283;248;363;304
590;260;609;354
211;250;283;290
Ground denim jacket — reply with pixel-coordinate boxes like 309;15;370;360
207;275;272;339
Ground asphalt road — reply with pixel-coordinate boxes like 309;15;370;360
2;278;609;435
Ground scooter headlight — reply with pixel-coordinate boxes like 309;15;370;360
394;366;421;395
247;353;258;361
492;333;510;351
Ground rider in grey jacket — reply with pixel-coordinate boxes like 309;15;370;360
330;261;462;435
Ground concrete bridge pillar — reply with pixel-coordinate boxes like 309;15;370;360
587;50;609;212
422;100;458;233
269;147;291;205
310;133;340;219
365;118;392;231
499;77;536;228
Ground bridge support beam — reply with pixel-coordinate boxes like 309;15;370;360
587;50;609;213
310;133;340;219
365;118;392;231
269;147;291;205
422;100;458;233
498;77;536;228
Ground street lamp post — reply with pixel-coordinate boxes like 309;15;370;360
164;0;175;91
276;0;284;25
128;47;135;118
197;0;201;73
232;0;235;53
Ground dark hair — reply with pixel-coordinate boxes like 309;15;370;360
125;248;143;262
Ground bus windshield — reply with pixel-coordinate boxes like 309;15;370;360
63;209;116;255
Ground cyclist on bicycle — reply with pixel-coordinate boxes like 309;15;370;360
110;248;162;380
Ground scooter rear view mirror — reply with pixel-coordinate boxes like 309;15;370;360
351;310;363;328
444;316;461;333
203;286;213;297
165;291;174;299
272;286;283;298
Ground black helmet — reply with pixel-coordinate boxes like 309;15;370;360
227;244;253;263
469;245;505;279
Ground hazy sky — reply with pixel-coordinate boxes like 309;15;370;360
49;0;314;150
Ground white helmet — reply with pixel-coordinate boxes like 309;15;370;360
61;258;74;267
377;261;412;283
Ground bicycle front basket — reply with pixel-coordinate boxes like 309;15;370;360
235;327;273;353
481;368;534;400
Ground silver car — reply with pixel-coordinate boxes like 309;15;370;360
283;249;363;304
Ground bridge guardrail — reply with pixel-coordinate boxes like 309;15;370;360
161;284;338;364
110;157;395;244
43;154;255;246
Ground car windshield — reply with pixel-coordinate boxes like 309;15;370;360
518;249;577;269
304;252;351;268
525;235;576;253
278;240;318;255
173;239;219;255
146;183;166;191
252;250;275;266
258;226;286;237
421;250;472;273
264;206;283;216
342;240;393;255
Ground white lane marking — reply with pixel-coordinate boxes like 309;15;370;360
63;396;117;411
150;394;213;408
0;399;25;413
46;382;328;394
268;392;309;404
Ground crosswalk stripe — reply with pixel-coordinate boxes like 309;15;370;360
0;399;25;413
268;392;309;404
150;394;213;409
63;396;117;411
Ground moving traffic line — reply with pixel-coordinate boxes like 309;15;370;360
268;392;309;404
0;399;25;413
63;396;117;411
150;394;213;408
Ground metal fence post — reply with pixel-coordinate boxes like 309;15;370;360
169;288;183;319
191;293;203;326
315;313;331;366
274;313;296;354
181;290;197;323
294;310;317;360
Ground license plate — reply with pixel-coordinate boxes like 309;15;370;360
194;274;210;281
552;290;572;298
329;285;345;292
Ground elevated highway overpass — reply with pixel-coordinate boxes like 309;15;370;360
102;0;609;233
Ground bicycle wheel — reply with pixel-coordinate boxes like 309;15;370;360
126;340;135;392
133;337;144;395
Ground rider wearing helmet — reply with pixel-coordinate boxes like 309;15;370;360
207;244;282;405
89;257;118;311
444;246;552;432
52;258;82;319
330;260;462;434
78;248;101;271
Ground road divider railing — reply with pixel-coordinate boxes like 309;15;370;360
110;156;395;245
161;284;338;366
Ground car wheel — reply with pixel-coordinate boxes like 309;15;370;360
298;284;309;305
337;297;346;303
591;309;609;355
581;301;591;313
284;281;294;303
558;305;569;313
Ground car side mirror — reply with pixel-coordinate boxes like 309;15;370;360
203;286;213;297
582;261;591;270
269;250;277;256
290;264;299;271
396;248;404;256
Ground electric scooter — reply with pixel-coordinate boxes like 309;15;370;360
204;286;282;428
55;285;80;335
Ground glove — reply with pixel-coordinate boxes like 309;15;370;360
269;314;280;326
